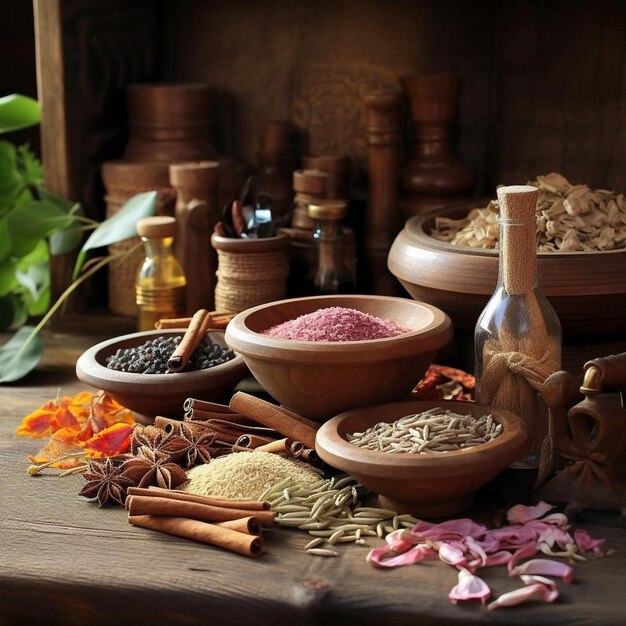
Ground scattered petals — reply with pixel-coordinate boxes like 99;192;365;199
507;544;539;572
519;574;558;591
449;568;491;605
506;501;554;525
19;390;136;468
574;529;606;556
83;423;134;457
438;542;467;567
368;543;435;568
509;558;573;583
487;582;559;610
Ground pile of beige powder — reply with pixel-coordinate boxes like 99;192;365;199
183;451;321;500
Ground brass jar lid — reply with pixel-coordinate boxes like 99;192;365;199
308;200;347;220
136;216;177;238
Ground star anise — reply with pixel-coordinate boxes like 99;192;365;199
130;424;191;464
79;457;134;507
120;446;188;489
177;422;216;467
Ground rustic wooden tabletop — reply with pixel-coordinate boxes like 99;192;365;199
1;328;625;626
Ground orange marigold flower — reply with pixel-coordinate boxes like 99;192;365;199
83;423;134;458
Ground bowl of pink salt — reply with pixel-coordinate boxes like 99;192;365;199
225;295;453;421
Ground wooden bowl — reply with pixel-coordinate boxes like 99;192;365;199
315;400;529;517
75;330;248;418
225;295;453;421
387;205;626;338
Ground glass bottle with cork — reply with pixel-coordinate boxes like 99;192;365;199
474;185;561;472
135;216;187;331
307;200;356;295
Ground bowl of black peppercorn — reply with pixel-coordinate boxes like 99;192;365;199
76;330;248;418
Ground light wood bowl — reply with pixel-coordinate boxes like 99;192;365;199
315;400;529;517
75;330;248;418
225;295;453;421
388;205;626;338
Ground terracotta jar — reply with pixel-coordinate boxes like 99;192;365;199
124;83;216;163
102;161;175;317
400;74;474;218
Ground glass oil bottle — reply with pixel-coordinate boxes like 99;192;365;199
135;216;187;331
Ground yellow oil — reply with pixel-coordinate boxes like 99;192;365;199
136;277;186;331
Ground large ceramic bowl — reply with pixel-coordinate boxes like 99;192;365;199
388;205;626;339
225;295;453;421
315;400;529;517
76;330;248;418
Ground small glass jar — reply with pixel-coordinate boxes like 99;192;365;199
135;216;187;331
308;201;356;295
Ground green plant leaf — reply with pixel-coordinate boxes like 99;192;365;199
42;190;86;255
27;283;50;316
16;144;43;186
0;217;10;263
16;261;48;301
0;141;24;211
0;258;18;296
0;325;44;382
0;94;40;134
73;190;157;279
10;235;40;258
15;238;48;267
6;199;73;239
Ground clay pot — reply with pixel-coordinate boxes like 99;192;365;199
124;83;216;163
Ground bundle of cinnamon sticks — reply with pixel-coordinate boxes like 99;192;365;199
126;486;273;557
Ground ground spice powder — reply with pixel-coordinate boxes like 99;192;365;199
183;451;320;500
262;306;408;342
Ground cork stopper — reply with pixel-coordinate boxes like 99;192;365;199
496;186;538;295
308;200;347;221
497;185;539;221
136;216;177;238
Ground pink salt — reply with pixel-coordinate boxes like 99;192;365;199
262;306;408;342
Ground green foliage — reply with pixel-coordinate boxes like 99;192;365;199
0;94;157;383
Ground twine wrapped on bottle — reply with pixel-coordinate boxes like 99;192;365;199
475;185;562;477
211;233;291;314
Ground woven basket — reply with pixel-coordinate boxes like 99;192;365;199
211;233;291;314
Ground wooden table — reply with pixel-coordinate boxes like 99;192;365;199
1;329;625;626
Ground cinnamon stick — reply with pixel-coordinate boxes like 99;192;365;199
185;409;258;426
126;486;270;511
234;434;274;449
229;392;319;449
215;516;261;535
128;515;263;557
183;398;236;414
155;316;193;330
126;495;275;527
256;438;305;456
167;308;211;372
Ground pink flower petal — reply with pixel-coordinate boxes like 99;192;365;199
507;544;539;572
487;582;559;610
510;558;573;583
449;568;491;605
507;501;555;525
489;525;539;548
574;529;606;556
368;543;436;568
465;535;488;567
468;550;512;571
520;574;558;591
438;542;467;567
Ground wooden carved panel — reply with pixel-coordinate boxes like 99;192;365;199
292;63;400;175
